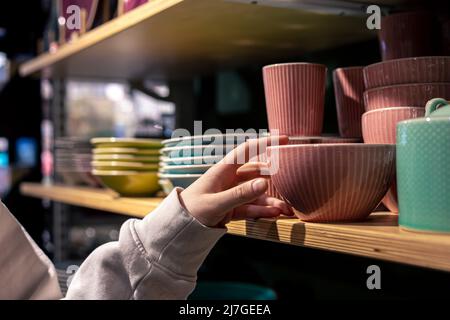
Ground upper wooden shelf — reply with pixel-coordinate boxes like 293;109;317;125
19;0;397;79
20;182;450;273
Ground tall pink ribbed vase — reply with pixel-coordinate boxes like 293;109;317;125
263;63;326;136
333;67;365;138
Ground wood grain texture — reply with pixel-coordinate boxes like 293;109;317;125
20;182;450;272
20;183;162;217
19;0;377;79
226;216;450;272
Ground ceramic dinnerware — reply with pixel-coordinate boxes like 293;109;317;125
363;83;450;111
333;67;365;138
397;98;450;233
267;144;396;222
263;63;327;136
363;56;450;89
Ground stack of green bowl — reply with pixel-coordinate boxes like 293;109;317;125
91;138;163;197
158;133;261;194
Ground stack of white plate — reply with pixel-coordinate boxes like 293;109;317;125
158;133;261;193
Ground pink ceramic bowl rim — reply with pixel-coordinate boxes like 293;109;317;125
288;135;342;139
263;62;326;70
364;56;450;70
288;136;361;142
267;143;393;150
362;106;425;117
364;82;450;94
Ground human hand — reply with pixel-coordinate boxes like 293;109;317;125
178;136;293;228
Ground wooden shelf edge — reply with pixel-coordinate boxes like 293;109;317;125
20;182;450;272
19;0;184;77
226;220;450;272
20;182;162;217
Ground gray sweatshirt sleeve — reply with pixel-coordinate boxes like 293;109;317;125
65;188;226;300
0;201;62;300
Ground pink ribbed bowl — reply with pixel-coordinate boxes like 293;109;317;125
263;136;361;200
289;136;361;145
382;181;399;215
363;83;450;111
263;63;326;136
267;144;396;222
362;107;425;144
362;107;424;213
363;57;450;89
333;67;365;138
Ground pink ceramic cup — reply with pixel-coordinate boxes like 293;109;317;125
267;144;396;222
333;67;365;138
378;11;435;61
263;63;327;136
362;107;424;214
363;83;450;111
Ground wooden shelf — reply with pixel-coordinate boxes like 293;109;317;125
20;182;450;272
19;0;397;79
21;182;164;217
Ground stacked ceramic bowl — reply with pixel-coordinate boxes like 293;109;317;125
55;137;100;187
91;138;163;197
263;63;384;222
159;133;261;194
362;56;450;213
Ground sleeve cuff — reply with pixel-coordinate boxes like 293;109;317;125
133;188;226;277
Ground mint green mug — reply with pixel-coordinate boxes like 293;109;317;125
397;98;450;233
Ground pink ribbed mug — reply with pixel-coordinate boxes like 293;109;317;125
263;63;327;136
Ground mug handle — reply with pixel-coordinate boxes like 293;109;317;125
425;98;450;117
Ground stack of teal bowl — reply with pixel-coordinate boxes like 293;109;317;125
90;138;163;197
158;133;261;194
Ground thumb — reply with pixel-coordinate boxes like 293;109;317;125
213;178;268;213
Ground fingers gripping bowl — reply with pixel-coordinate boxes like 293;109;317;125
267;144;396;222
